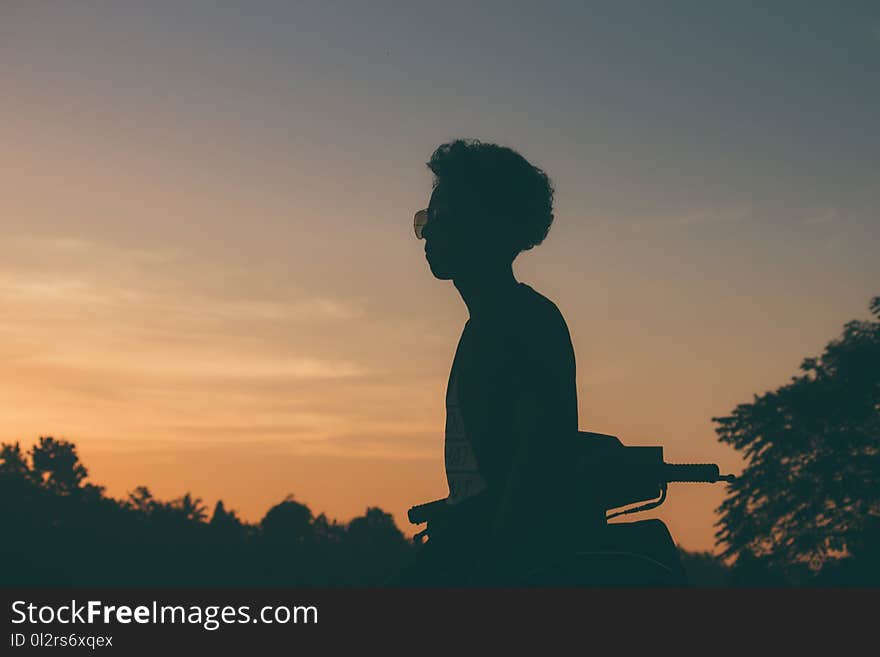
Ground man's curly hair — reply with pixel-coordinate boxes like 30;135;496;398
427;139;554;256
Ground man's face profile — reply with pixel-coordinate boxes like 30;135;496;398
423;186;460;280
422;185;500;281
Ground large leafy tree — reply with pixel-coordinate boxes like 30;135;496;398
714;297;880;580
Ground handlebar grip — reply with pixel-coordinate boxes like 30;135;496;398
662;463;722;483
407;498;449;525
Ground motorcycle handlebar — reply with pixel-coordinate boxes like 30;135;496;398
662;463;735;483
407;459;736;525
407;499;448;525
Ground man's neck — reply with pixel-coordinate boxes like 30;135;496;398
453;264;519;319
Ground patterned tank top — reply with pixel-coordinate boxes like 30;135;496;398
444;323;488;506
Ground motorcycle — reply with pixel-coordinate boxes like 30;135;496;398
407;431;735;586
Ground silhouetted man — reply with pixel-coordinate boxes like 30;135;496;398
407;139;579;585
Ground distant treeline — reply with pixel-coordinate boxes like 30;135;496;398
0;437;413;586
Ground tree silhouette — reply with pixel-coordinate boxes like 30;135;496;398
344;507;414;585
347;507;410;553
210;500;247;536
172;492;208;522
127;486;157;514
714;296;880;583
0;442;30;477
261;495;314;545
29;436;89;494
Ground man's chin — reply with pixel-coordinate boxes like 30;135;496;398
426;260;454;280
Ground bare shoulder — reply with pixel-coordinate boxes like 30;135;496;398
513;284;575;363
516;283;571;335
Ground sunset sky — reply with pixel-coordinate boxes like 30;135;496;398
2;2;878;551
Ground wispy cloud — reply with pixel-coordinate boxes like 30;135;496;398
0;273;363;329
0;234;363;323
9;234;186;265
200;297;362;322
0;277;114;305
23;351;366;381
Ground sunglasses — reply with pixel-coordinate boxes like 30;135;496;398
413;208;430;240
